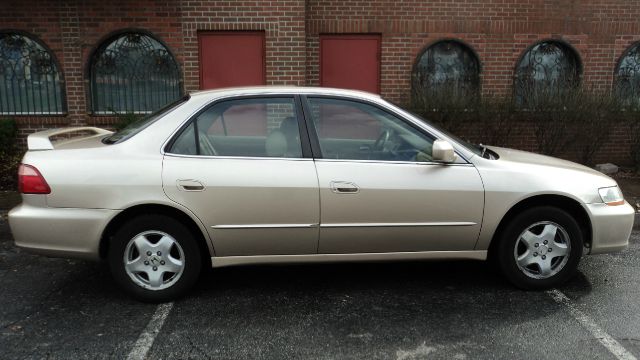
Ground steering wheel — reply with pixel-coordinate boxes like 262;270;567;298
372;130;391;151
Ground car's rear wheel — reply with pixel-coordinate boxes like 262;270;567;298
108;214;202;302
497;206;583;289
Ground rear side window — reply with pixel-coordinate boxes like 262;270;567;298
168;97;303;158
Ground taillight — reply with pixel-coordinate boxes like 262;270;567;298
18;164;51;194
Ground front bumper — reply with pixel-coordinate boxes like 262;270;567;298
586;201;635;255
8;203;118;260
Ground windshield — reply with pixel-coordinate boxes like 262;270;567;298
102;95;190;144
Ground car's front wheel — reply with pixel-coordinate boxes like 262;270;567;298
108;214;202;302
497;206;583;289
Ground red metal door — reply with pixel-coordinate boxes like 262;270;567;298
320;35;381;93
198;32;265;89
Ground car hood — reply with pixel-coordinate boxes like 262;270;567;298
486;146;613;179
475;146;618;205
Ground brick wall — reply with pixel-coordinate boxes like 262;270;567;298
1;0;639;164
1;0;67;138
306;0;640;101
306;0;640;164
180;0;306;91
0;0;184;135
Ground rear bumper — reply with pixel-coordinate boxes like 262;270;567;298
586;202;635;255
8;203;118;260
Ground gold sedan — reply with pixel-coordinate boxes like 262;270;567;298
9;87;634;301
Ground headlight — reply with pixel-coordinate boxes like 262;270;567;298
598;186;625;206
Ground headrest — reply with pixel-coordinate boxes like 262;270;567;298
279;116;298;135
265;130;287;157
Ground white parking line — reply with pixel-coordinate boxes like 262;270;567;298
126;302;174;360
547;289;637;360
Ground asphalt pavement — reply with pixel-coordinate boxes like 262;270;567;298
1;198;640;359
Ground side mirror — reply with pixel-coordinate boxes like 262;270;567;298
432;140;457;163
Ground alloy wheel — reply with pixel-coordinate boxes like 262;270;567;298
123;230;185;290
513;221;571;279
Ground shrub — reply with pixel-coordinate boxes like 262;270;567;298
520;87;620;164
569;91;621;166
408;86;516;148
408;84;480;136
408;87;629;167
627;113;640;171
0;118;21;191
0;117;17;151
475;96;518;148
114;112;142;131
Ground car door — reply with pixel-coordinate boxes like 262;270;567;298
303;96;484;254
162;96;320;256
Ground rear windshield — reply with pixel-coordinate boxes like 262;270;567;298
102;95;190;144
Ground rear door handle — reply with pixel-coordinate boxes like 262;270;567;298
330;181;359;194
177;179;205;192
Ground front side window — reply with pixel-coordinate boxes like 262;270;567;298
169;97;303;158
90;32;182;114
0;32;65;115
307;98;435;162
514;41;581;107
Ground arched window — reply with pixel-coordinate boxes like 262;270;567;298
514;41;581;107
412;40;480;101
0;32;65;115
90;32;181;114
615;43;640;107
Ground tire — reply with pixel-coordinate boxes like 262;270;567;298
108;214;202;302
497;206;583;290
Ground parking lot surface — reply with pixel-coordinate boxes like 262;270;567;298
1;202;640;359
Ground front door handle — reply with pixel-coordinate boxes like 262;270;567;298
330;181;359;194
177;179;205;192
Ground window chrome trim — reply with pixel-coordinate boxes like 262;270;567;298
165;147;472;165
164;153;313;161
314;158;474;166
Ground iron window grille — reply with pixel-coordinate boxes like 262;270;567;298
615;43;640;108
412;40;480;105
514;41;581;108
89;32;182;115
0;32;65;115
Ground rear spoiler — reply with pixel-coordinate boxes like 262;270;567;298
27;127;113;150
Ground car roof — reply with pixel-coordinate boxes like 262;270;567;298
188;86;382;102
